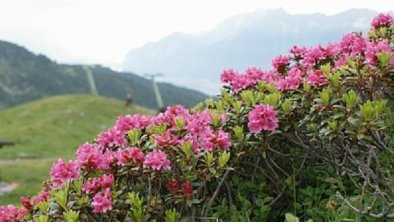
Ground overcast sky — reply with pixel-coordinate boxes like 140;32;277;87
0;0;393;69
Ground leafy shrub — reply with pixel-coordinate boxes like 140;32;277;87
1;13;393;222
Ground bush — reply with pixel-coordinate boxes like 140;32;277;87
1;13;393;222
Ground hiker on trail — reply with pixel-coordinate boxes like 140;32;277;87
125;93;133;107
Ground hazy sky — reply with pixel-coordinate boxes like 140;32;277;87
0;0;393;69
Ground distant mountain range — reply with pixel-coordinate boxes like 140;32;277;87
0;40;207;110
122;8;386;94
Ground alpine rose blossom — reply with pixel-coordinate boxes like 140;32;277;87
371;13;393;28
83;174;114;194
97;126;127;148
76;143;113;170
143;150;171;171
248;104;279;133
272;55;290;71
307;70;328;87
117;147;144;166
50;159;79;188
0;205;27;222
115;114;150;132
91;188;112;214
201;128;232;151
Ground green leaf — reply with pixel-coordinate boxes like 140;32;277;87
63;210;80;222
281;99;292;114
218;151;230;168
128;192;144;222
165;208;178;222
36;215;49;222
285;213;300;222
128;129;142;145
378;52;391;67
181;142;193;159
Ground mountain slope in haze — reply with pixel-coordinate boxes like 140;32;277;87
0;94;154;159
0;40;208;109
122;8;383;94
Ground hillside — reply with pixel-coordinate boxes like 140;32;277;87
122;8;382;94
0;40;208;109
0;94;154;159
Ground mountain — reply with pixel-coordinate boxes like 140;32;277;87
0;40;208;110
122;8;382;94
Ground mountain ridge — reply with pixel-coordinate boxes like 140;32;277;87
0;39;208;109
122;8;388;94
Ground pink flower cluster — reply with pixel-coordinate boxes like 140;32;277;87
307;70;329;87
20;190;49;210
117;147;145;166
83;174;114;194
339;33;367;56
97;126;127;148
143;150;171;171
0;205;27;222
155;130;181;147
365;40;394;65
272;55;290;71
201;129;231;152
220;68;267;92
116;114;150;132
371;13;393;28
248;104;279;133
290;46;307;58
92;188;112;213
276;67;303;91
221;14;394;94
76;143;114;170
50;159;79;188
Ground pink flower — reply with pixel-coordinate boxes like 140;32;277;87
220;69;238;84
76;143;112;170
155;130;180;147
83;174;114;194
115;114;150;132
163;105;189;118
220;68;265;92
0;205;27;222
276;67;303;91
334;55;349;68
117;147;144;166
339;33;367;56
290;45;307;58
248;104;279;133
50;159;79;188
201;128;231;152
20;197;32;210
143;150;171;171
185;110;212;135
371;13;393;28
244;67;264;84
302;46;325;68
91;188;112;214
97;126;127;148
365;40;393;65
272;55;290;71
32;190;49;205
260;70;281;85
307;70;328;87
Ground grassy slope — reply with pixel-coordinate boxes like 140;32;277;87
0;94;153;159
0;94;153;204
